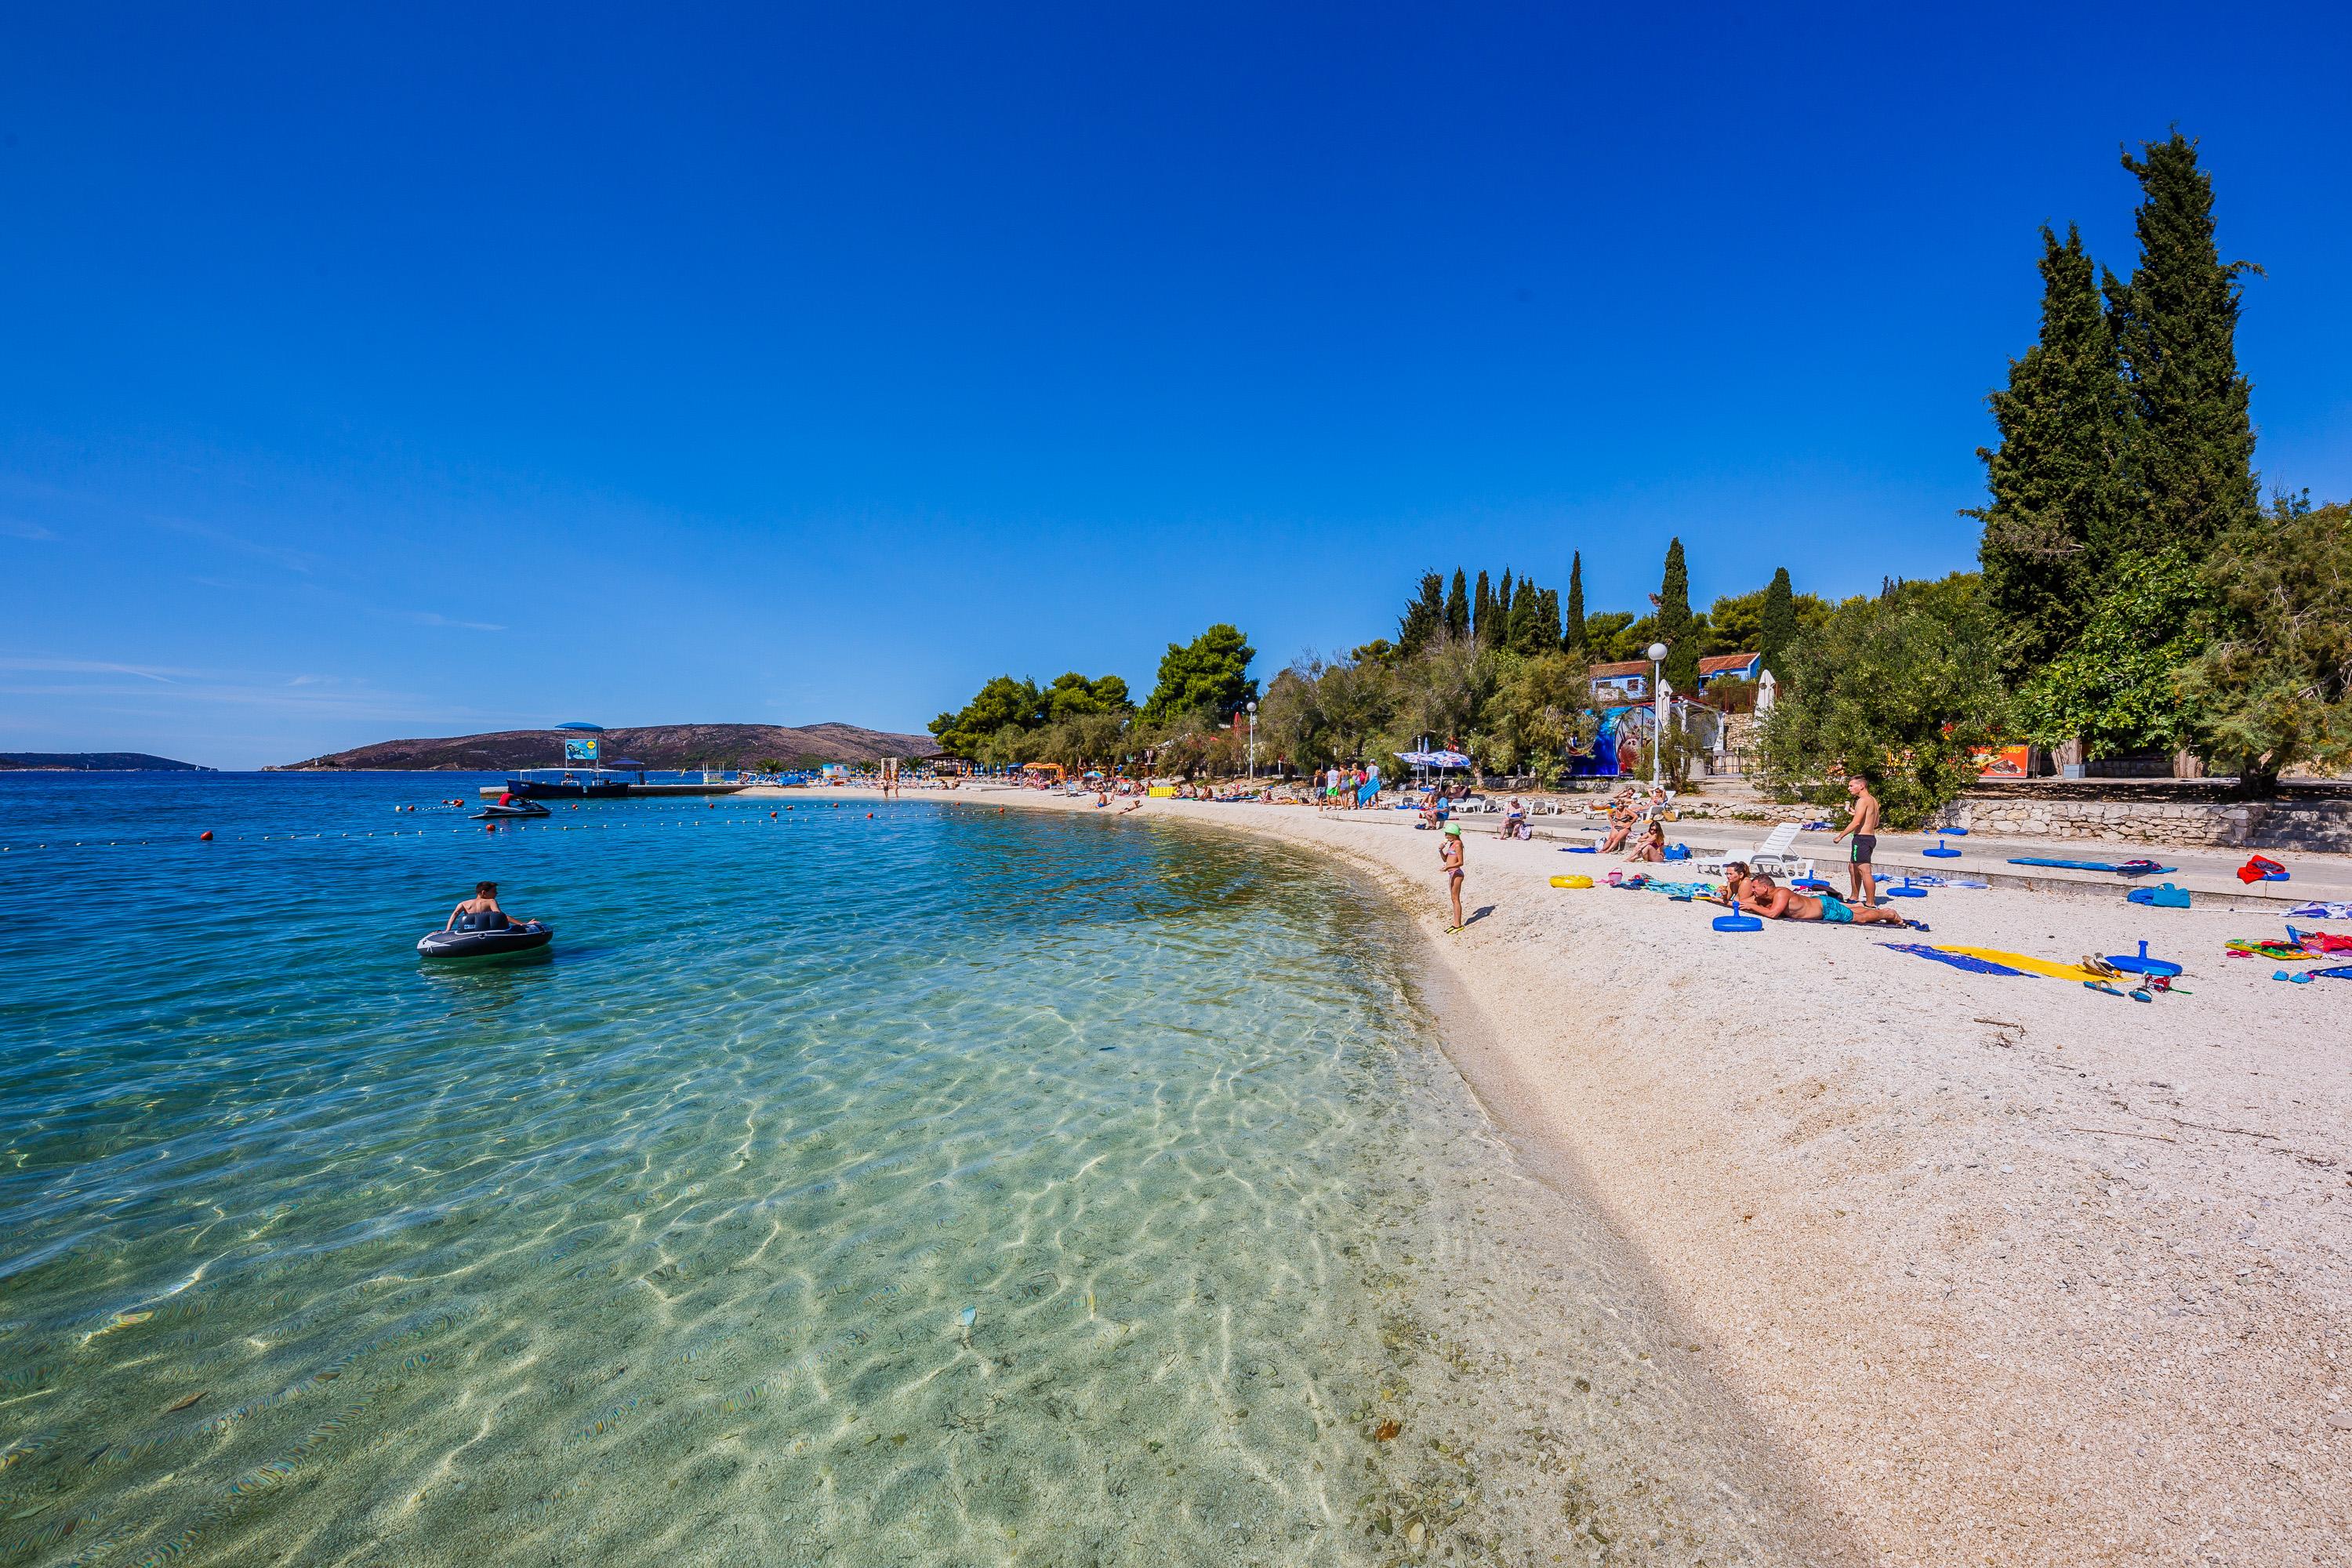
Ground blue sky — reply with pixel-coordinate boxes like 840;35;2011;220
4;2;2347;768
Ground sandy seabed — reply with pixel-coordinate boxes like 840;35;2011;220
775;782;2352;1568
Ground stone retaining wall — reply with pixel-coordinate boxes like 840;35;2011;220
1941;795;2350;852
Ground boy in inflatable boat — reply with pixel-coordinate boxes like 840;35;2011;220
445;881;533;932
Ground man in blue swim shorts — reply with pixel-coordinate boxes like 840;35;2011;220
1746;873;1907;927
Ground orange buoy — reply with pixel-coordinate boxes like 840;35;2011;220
770;811;777;818
866;811;874;818
199;830;213;841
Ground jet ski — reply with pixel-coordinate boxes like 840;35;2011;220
473;801;551;819
417;914;554;960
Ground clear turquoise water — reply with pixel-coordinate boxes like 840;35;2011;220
0;775;1820;1567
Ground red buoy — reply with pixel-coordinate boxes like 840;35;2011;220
199;830;214;841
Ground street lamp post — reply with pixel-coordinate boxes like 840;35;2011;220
1646;642;1669;789
1246;702;1258;778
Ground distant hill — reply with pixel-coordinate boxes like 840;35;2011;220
277;723;942;772
0;752;205;771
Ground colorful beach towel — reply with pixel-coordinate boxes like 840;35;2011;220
1878;942;2035;977
2285;926;2352;955
2227;938;2317;962
2286;902;2352;920
1932;946;2110;982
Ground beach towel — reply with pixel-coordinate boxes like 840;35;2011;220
1878;942;2034;977
2007;857;2176;875
2286;902;2352;919
1933;946;2110;982
2286;926;2352;955
2237;855;2288;884
2310;965;2352;980
2227;938;2317;962
2126;883;2192;909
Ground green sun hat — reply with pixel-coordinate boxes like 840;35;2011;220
1443;823;1461;837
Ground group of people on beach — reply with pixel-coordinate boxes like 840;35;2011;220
1432;775;1900;935
1316;763;1380;813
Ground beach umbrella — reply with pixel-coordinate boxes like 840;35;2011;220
1424;750;1472;770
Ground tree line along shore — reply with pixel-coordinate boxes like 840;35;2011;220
929;131;2349;832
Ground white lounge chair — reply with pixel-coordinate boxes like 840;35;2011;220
1693;822;1815;881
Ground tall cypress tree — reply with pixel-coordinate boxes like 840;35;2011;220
1444;569;1470;637
1562;552;1586;655
1472;570;1495;645
1534;586;1562;653
1656;538;1697;687
1398;572;1446;655
1757;567;1796;678
1969;223;2131;683
2105;130;2259;557
1504;579;1541;654
1497;569;1514;631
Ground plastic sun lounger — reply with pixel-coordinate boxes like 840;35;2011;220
1692;822;1815;882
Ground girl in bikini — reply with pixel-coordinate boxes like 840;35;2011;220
1439;823;1466;931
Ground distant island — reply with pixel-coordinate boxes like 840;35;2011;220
275;722;941;773
0;752;206;771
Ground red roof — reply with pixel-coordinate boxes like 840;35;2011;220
1586;660;1648;679
1698;652;1759;676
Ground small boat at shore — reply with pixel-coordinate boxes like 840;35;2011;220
417;920;554;960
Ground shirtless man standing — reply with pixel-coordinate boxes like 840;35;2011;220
1832;775;1882;909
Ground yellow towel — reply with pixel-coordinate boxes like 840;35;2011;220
1936;946;2107;982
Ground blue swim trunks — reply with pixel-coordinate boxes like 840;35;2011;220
1817;892;1856;923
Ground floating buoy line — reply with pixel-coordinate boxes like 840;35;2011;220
0;800;908;855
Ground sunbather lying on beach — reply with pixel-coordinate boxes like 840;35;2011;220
1743;873;1907;926
1703;861;1753;906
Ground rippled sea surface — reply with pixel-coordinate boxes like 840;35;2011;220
0;775;1825;1568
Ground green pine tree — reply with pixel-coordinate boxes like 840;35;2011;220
1757;567;1796;677
1968;223;2130;683
1497;569;1514;633
2105;130;2260;560
1472;570;1496;644
1655;538;1698;688
1398;572;1446;655
1562;552;1586;654
1444;569;1470;637
1504;579;1536;654
1534;586;1561;652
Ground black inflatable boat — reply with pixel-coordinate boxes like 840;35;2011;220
416;916;553;960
